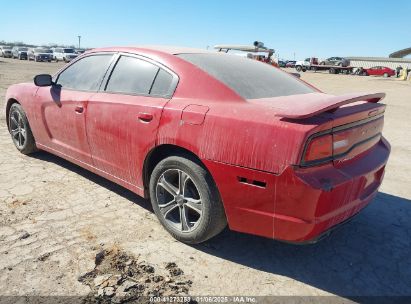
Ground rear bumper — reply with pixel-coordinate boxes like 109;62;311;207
204;137;390;243
36;56;51;61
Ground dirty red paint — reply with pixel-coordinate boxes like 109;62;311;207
5;46;390;243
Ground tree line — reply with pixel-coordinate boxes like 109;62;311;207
0;40;76;48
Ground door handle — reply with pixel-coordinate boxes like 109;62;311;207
138;112;153;122
75;106;84;113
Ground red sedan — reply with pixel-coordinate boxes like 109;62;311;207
5;47;390;244
363;66;395;77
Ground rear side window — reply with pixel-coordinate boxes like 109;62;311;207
150;69;173;96
178;53;315;99
106;56;159;95
56;54;113;91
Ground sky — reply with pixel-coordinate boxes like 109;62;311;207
1;0;410;60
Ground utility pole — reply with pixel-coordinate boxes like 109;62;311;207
78;35;81;49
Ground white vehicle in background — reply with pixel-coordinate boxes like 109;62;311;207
295;57;318;72
0;45;13;58
52;47;78;62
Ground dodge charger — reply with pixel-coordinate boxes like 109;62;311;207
5;46;390;244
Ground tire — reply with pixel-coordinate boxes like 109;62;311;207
329;68;336;74
295;65;302;72
8;103;37;154
149;155;227;244
362;71;368;76
338;62;343;66
320;61;325;65
383;73;389;78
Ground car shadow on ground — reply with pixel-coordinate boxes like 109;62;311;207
30;151;410;298
30;151;152;212
195;192;411;298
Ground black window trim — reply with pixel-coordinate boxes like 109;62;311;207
101;52;179;99
54;51;118;93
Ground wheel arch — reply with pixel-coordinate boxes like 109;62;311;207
5;98;20;130
142;144;210;198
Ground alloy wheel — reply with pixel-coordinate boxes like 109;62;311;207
9;109;26;149
155;169;203;233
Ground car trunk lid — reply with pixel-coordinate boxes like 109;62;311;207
248;92;386;166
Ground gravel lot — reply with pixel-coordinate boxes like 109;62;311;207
0;57;410;299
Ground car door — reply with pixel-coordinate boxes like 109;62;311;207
377;66;384;76
367;67;376;75
86;54;177;189
33;53;115;164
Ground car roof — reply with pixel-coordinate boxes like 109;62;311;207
86;46;212;56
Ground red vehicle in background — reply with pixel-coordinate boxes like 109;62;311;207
363;66;395;77
285;60;296;68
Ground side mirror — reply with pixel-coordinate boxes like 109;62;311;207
34;74;53;87
291;73;301;78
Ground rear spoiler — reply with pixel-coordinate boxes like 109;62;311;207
274;92;385;119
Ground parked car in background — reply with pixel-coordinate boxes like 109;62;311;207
285;60;296;68
320;57;349;67
52;47;78;62
278;60;286;67
362;66;395;77
5;46;390;244
0;46;13;58
28;47;53;62
295;57;319;71
12;46;28;60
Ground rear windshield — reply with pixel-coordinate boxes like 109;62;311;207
63;48;75;53
178;53;315;99
18;47;28;51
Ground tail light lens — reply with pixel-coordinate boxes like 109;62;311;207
302;134;333;165
301;116;384;167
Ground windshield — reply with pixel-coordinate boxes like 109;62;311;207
63;48;75;53
3;46;12;50
178;53;315;99
35;48;52;53
18;47;28;51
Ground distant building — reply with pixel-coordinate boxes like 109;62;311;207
346;56;411;69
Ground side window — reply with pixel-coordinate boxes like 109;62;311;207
105;56;159;95
150;69;173;96
56;54;113;91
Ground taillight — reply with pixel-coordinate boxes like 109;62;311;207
302;134;333;165
300;116;383;166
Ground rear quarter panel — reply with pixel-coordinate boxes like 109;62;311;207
157;99;327;174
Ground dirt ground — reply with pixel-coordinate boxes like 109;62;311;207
0;57;410;300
